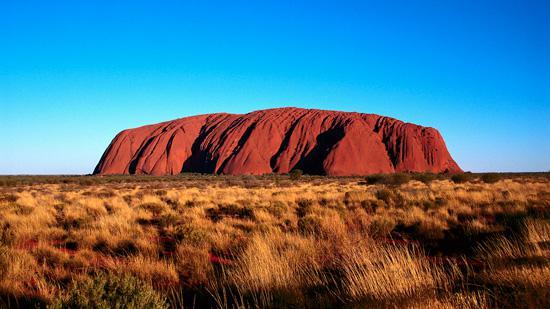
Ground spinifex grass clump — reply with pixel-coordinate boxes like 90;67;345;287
340;244;441;302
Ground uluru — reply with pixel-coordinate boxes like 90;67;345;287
94;107;462;176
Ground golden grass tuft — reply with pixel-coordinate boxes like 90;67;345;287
341;244;440;301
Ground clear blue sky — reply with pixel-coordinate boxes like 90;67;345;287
1;1;549;174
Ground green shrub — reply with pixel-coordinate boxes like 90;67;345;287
365;173;411;186
388;173;412;186
451;173;473;184
481;173;501;184
78;179;95;186
289;169;303;180
412;173;438;184
173;224;210;245
365;174;385;185
51;272;167;309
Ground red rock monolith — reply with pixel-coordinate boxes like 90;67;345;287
94;107;462;176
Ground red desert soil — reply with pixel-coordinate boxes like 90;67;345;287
94;107;462;176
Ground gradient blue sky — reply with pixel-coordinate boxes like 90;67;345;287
2;0;549;174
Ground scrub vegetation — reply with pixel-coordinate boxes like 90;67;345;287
0;173;548;308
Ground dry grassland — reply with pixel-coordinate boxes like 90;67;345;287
0;173;548;308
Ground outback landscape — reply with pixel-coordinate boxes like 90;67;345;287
1;173;548;308
4;2;548;308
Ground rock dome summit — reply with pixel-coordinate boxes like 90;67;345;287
94;107;462;176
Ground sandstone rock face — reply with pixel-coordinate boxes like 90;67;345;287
94;107;462;176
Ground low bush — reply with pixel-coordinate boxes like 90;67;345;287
388;173;412;186
365;173;411;186
481;173;501;184
173;224;210;245
412;173;438;184
51;272;167;309
289;169;303;180
365;174;386;185
451;173;473;183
